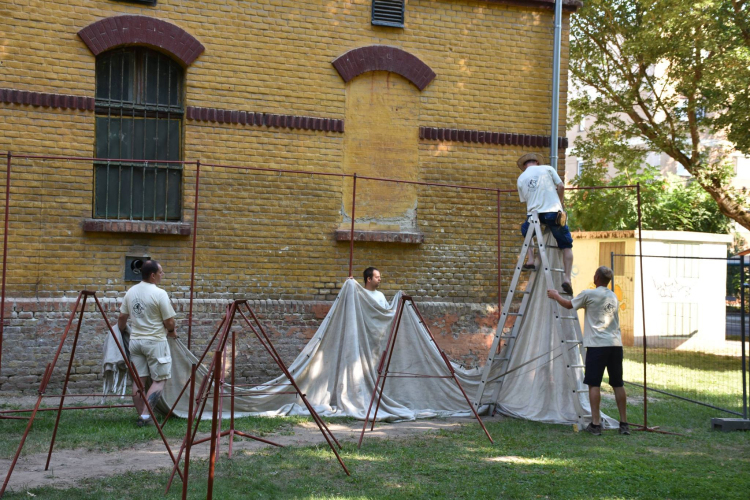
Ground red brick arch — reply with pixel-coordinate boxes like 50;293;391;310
78;15;205;66
332;46;436;91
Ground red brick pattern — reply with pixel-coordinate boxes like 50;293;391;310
186;106;344;133
332;46;436;91
419;126;568;149
78;15;205;66
0;88;94;111
82;219;191;235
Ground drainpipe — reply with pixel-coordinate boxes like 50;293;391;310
550;0;563;168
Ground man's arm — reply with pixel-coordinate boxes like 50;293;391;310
557;182;565;210
547;289;573;309
117;313;129;331
163;317;177;338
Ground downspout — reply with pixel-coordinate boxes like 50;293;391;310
550;0;563;168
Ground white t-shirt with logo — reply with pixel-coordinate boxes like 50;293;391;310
120;282;176;340
517;164;563;215
571;286;622;347
364;288;389;308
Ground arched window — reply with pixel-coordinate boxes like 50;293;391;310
94;47;184;220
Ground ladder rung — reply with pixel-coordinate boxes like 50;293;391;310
568;364;585;368
508;312;523;316
573;388;588;393
513;290;531;294
563;340;582;344
549;268;565;273
560;316;577;320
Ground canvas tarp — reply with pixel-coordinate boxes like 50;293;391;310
154;232;611;426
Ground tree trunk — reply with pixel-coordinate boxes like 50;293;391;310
699;181;750;231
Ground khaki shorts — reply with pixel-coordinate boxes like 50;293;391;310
129;338;172;382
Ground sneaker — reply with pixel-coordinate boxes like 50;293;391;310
584;423;602;436
561;282;574;295
136;416;154;428
619;422;631;435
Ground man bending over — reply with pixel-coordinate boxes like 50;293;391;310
547;266;629;436
118;260;177;427
517;152;574;294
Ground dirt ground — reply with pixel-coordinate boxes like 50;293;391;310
0;396;479;492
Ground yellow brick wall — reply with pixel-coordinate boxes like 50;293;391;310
0;0;571;302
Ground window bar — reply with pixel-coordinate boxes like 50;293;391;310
143;50;148;220
165;59;171;221
130;56;136;221
105;55;113;220
153;55;160;221
117;52;125;219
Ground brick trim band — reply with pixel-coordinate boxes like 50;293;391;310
332;46;436;91
186;106;344;133
0;88;94;111
482;0;582;12
419;126;568;149
78;15;205;66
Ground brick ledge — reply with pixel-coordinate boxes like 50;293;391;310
83;219;191;236
335;230;424;244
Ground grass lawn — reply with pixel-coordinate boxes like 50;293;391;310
2;346;749;499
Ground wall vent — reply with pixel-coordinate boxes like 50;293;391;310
372;0;405;28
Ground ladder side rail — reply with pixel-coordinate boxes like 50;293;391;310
487;267;541;409
473;225;537;408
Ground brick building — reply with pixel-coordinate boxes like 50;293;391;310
0;0;579;393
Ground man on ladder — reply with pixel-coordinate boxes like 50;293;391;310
516;153;574;294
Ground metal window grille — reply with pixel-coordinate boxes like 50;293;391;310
372;0;405;28
94;47;184;221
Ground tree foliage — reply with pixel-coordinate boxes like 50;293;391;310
569;0;750;230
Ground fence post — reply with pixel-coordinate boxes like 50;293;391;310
0;151;11;376
610;251;615;292
636;182;648;428
187;160;201;350
741;256;747;420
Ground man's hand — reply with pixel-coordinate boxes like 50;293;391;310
164;317;177;338
167;330;178;339
547;289;574;309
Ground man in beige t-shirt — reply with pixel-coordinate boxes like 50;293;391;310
118;260;177;427
548;266;629;436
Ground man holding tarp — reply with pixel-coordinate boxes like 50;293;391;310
547;266;630;436
118;260;178;427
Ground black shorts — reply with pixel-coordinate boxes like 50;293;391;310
584;346;624;388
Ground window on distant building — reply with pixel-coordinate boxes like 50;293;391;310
579;117;585;132
577;159;584;176
94;47;184;220
372;0;405;28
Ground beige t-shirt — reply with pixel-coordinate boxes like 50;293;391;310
120;282;176;340
517;164;563;215
571;286;622;348
364;288;388;308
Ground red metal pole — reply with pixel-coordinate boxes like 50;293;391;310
370;297;407;430
188;160;201;350
497;190;501;311
637;183;648;428
45;294;88;470
228;326;236;458
91;294;183;481
348;173;356;278
181;363;196;500
206;349;222;500
0;152;11;375
359;297;405;447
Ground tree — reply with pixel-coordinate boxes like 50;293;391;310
569;0;750;230
566;163;732;234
